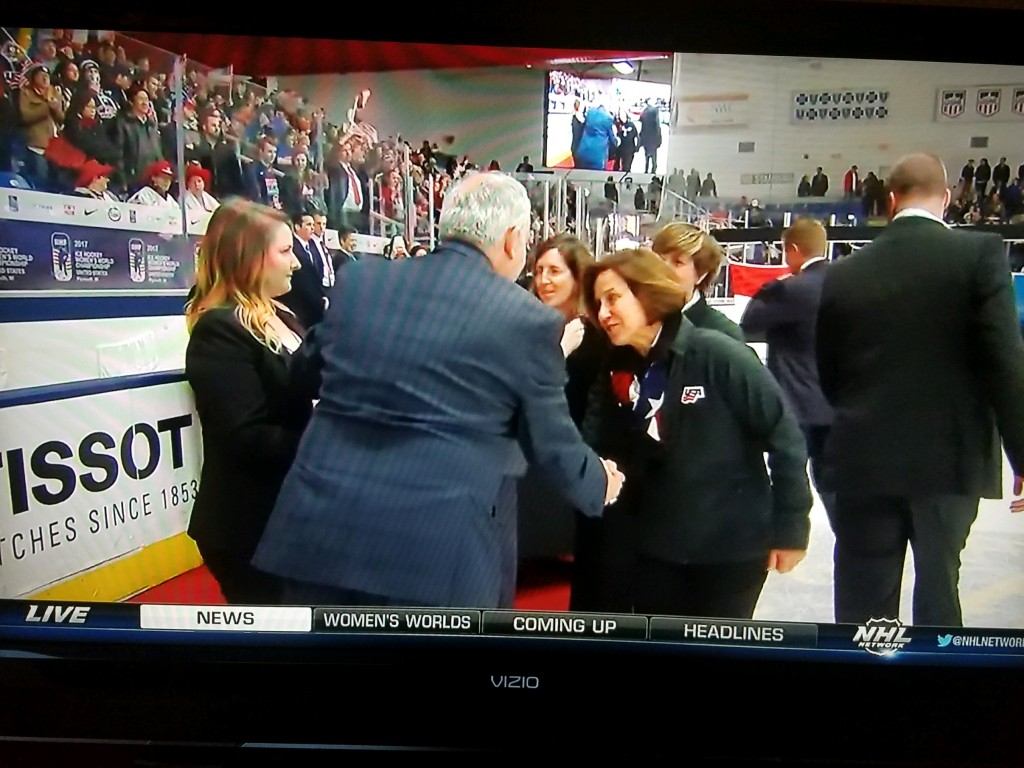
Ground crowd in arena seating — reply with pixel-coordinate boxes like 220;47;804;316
0;29;504;250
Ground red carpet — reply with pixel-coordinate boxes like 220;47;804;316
129;559;571;610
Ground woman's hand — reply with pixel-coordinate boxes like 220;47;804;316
560;317;586;358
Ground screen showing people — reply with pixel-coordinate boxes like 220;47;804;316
544;70;670;174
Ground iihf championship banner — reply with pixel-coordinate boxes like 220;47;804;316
729;261;790;297
0;378;202;598
935;84;1024;123
791;87;889;124
0;188;205;292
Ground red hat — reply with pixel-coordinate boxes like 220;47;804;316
185;163;211;187
143;159;174;181
76;159;114;188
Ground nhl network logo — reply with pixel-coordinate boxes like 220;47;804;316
853;617;912;657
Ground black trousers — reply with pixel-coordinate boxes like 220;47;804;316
830;493;979;626
632;555;769;620
802;424;836;526
201;549;283;605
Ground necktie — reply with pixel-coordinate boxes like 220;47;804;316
346;165;362;207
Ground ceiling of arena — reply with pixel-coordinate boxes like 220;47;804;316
124;35;673;78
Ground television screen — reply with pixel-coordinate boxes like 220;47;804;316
2;3;1024;763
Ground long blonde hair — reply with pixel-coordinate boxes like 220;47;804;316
184;198;293;352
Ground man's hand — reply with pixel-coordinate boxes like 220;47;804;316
767;549;806;573
601;458;625;506
1012;476;1024;513
560;317;586;358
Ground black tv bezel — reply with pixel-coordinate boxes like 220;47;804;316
4;2;1024;762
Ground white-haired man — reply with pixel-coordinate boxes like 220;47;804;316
253;171;624;608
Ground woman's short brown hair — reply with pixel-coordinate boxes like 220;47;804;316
529;233;594;310
650;222;725;292
582;248;688;327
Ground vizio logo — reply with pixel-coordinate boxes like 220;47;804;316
490;675;540;689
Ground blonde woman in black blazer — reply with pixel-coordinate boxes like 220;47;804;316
184;198;313;604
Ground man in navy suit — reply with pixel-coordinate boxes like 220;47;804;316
252;172;624;608
740;217;834;521
278;212;326;329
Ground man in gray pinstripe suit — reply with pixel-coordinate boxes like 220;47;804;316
253;172;624;608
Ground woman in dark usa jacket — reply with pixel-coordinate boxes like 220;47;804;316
184;198;313;604
577;249;812;619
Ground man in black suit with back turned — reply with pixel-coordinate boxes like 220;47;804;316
816;153;1024;627
740;217;835;522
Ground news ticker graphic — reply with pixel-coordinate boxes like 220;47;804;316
4;600;1024;657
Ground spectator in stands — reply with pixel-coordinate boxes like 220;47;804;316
183;164;219;216
143;72;171;127
487;159;501;171
515;155;534;173
570;98;586;167
245;137;285;211
114;85;163;194
52;58;78;113
102;62;133;114
699;172;717;197
686;168;701;200
383;234;409;260
34;34;60;75
843;165;860;198
78;60;118;125
578;249;810;616
1002;177;1023;222
993;157;1011;192
334;225;358;270
861;172;882;217
278;211;328;328
960;159;975;191
634;184;646;212
975;158;992;198
71;159;118;200
18;63;63;192
327;139;368;231
186;106;245;200
797;175;811;197
651;221;743;341
184;199;311;605
281;150;325;217
604;175;618;204
128;159;176;207
811;167;829;196
747;198;769;227
63;91;119;169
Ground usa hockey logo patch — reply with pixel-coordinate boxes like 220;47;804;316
681;386;705;404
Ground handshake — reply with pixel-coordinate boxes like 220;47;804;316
601;458;626;506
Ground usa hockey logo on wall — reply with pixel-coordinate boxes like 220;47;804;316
792;89;889;123
1013;88;1024;116
977;89;1001;117
940;90;966;118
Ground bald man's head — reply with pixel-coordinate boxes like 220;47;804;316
887;153;950;218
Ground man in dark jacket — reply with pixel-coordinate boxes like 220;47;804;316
741;217;834;522
816;152;1024;627
114;86;163;194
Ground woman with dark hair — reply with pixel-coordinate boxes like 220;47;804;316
576;249;812;618
52;58;79;112
184;199;313;604
63;89;120;167
521;233;611;568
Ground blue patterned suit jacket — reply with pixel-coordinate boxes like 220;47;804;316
252;239;607;607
